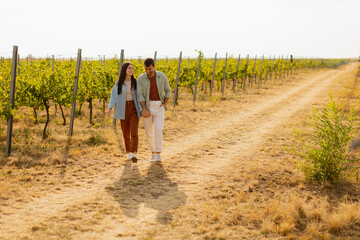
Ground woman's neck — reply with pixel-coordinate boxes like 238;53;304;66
125;76;131;81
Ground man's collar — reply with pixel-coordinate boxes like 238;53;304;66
146;70;158;79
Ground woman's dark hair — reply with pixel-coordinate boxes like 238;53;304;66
117;62;137;95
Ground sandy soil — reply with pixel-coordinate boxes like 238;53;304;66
0;63;358;239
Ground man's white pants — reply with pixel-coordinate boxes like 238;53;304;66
143;101;165;153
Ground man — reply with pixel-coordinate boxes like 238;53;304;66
137;58;171;162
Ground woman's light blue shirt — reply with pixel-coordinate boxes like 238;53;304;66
108;82;142;120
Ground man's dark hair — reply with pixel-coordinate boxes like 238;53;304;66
144;58;155;67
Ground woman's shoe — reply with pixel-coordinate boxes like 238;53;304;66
127;152;133;160
131;153;138;163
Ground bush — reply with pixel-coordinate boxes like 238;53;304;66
88;131;104;146
293;95;356;183
0;126;4;136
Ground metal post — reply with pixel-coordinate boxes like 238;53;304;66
210;52;217;93
234;54;241;92
154;51;157;65
68;49;82;137
221;52;228;96
173;51;182;107
193;52;202;103
5;46;18;157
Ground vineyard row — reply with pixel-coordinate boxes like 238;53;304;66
0;47;351;156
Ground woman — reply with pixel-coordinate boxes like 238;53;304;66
107;63;142;163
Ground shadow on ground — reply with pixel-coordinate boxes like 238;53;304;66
106;161;187;224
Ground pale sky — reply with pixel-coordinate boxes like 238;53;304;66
0;0;359;59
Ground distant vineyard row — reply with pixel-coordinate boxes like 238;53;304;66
0;53;350;138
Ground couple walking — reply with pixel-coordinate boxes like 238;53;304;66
107;58;171;163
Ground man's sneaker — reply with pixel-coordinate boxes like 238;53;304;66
155;153;162;162
127;152;133;160
150;153;156;162
131;153;138;163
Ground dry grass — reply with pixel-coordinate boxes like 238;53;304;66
0;64;360;239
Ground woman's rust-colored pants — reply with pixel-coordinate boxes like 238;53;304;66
120;101;139;152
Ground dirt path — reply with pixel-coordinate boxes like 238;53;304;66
0;63;357;239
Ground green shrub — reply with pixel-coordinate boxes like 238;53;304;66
293;95;356;183
88;131;104;146
0;126;4;136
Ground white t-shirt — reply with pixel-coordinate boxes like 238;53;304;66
125;80;134;101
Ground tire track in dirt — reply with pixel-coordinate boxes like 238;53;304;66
0;64;355;239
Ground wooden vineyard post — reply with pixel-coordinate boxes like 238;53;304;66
173;51;182;107
221;52;228;97
52;55;57;114
278;56;283;80
52;55;55;72
210;52;217;94
114;49;125;126
193;52;202;103
68;49;82;137
17;54;20;75
264;55;271;84
258;54;264;85
154;51;157;65
250;55;257;87
283;56;288;78
275;56;281;81
5;45;18;157
118;49;124;77
233;54;241;92
270;56;275;82
243;54;249;91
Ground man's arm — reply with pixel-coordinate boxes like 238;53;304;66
140;101;150;118
137;76;150;118
163;74;171;99
161;74;171;109
161;97;169;108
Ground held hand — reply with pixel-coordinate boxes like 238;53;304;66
142;109;150;118
160;103;167;109
106;109;112;117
